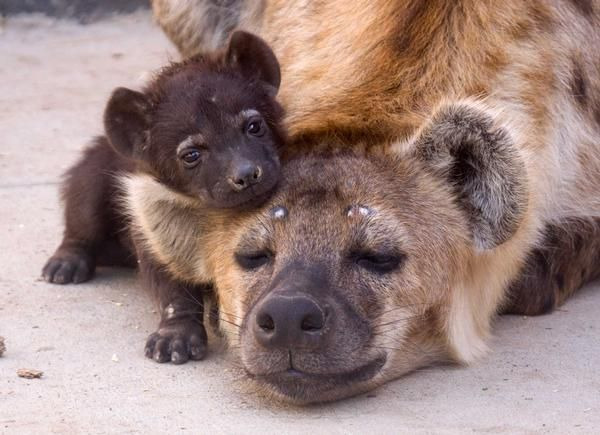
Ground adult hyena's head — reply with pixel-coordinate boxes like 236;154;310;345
125;101;529;403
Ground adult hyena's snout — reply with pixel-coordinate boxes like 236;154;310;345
250;263;332;352
253;293;329;351
239;262;384;402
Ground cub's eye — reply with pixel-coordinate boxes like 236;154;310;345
351;252;403;274
235;250;272;270
179;148;203;168
245;117;265;137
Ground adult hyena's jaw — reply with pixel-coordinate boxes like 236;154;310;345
247;357;388;404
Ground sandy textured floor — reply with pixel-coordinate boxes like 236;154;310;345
0;12;598;434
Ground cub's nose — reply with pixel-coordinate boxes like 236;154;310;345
253;294;328;351
227;160;263;191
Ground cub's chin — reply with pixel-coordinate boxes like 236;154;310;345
204;176;279;210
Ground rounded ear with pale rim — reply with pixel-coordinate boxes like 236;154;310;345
410;101;528;250
104;87;152;159
226;30;281;95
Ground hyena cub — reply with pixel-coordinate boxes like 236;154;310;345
42;31;285;364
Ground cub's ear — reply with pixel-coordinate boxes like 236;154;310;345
226;30;281;95
411;102;528;250
104;87;152;159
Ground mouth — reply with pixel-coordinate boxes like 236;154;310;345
230;184;277;209
208;179;278;209
247;355;386;402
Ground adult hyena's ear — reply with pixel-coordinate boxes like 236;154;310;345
104;87;152;159
226;30;281;95
412;101;528;250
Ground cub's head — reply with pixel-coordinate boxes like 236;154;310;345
105;31;284;209
125;101;528;403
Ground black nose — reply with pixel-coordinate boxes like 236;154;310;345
227;161;263;191
253;294;327;350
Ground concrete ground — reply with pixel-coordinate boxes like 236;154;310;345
0;12;599;435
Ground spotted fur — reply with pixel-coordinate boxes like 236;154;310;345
140;1;600;401
124;101;544;401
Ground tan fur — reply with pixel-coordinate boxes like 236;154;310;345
153;1;600;146
139;1;600;400
121;100;535;400
120;175;210;281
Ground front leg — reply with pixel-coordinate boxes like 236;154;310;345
139;251;209;364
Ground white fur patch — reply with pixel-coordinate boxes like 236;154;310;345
240;109;260;119
346;205;375;218
270;206;288;219
165;304;176;319
176;134;204;155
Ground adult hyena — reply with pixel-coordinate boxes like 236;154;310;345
122;100;599;403
132;1;600;401
150;2;600;319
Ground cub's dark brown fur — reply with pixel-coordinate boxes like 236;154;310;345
42;31;285;364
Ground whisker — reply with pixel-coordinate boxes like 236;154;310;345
218;317;242;329
373;303;431;318
373;314;425;330
216;309;245;321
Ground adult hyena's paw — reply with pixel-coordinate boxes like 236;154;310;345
42;247;94;284
145;320;208;365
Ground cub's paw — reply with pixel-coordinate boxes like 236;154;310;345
145;320;208;364
42;248;94;284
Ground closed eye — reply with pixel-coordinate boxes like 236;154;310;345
234;250;273;270
350;251;404;274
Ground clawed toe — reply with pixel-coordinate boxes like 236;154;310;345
42;251;94;284
145;322;208;364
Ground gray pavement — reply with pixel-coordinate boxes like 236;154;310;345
0;12;598;434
